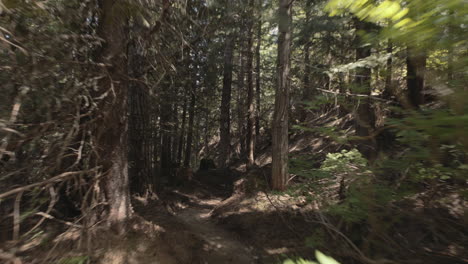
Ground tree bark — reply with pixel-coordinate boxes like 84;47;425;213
95;0;131;232
255;13;262;139
128;23;153;195
237;34;247;158
177;91;188;165
184;77;196;168
406;47;426;109
383;40;393;99
300;0;313;122
271;0;292;191
353;20;377;161
160;80;173;181
246;0;256;167
219;33;235;168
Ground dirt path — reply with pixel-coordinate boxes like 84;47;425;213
171;191;257;264
128;187;259;264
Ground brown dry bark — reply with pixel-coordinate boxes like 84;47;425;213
95;0;132;232
271;0;292;191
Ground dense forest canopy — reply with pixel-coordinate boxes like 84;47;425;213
0;0;466;263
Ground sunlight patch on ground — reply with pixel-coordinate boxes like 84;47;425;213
265;247;290;255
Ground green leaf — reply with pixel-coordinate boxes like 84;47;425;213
315;250;341;264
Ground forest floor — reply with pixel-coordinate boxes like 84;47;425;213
11;167;467;264
131;185;259;264
91;178;315;264
9;110;467;264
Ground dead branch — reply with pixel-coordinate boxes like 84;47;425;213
0;168;99;200
316;87;392;103
13;192;22;241
35;212;83;228
22;187;58;238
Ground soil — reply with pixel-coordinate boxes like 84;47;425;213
122;184;260;264
7;169;467;264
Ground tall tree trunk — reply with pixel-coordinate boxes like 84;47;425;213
184;78;196;168
447;11;455;82
300;0;313;122
160;80;173;182
219;33;235;168
177;91;188;165
172;102;179;163
271;0;292;191
95;0;131;232
246;0;256;167
237;36;246;158
128;23;153;195
353;20;377;161
383;40;393;99
406;47;426;109
255;14;262;139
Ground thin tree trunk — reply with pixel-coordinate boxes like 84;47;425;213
172;102;179;163
447;10;455;82
271;0;292;191
160;79;173;181
246;0;256;167
237;35;246;158
177;91;188;165
255;14;262;139
406;46;426;109
383;40;393;99
184;78;196;168
300;0;312;122
219;33;235;168
353;20;377;161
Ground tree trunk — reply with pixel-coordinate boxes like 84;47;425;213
184;78;196;168
447;10;455;82
246;0;256;167
160;80;173;182
219;33;235;168
237;36;247;158
255;14;262;139
383;40;393;99
353;20;377;161
300;0;313;122
95;0;131;232
406;47;426;109
128;24;153;195
172;103;179;165
177;91;188;165
271;0;292;191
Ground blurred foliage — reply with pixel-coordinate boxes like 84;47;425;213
325;0;467;48
283;250;341;264
58;256;89;264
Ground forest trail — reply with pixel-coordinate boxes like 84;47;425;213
130;185;258;264
173;191;257;264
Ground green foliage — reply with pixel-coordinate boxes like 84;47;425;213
320;149;367;174
325;0;467;47
283;250;340;264
58;256;89;264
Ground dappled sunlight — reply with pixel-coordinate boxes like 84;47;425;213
0;0;466;263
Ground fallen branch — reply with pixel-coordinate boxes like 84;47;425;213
315;87;392;103
35;212;83;228
0;168;99;200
